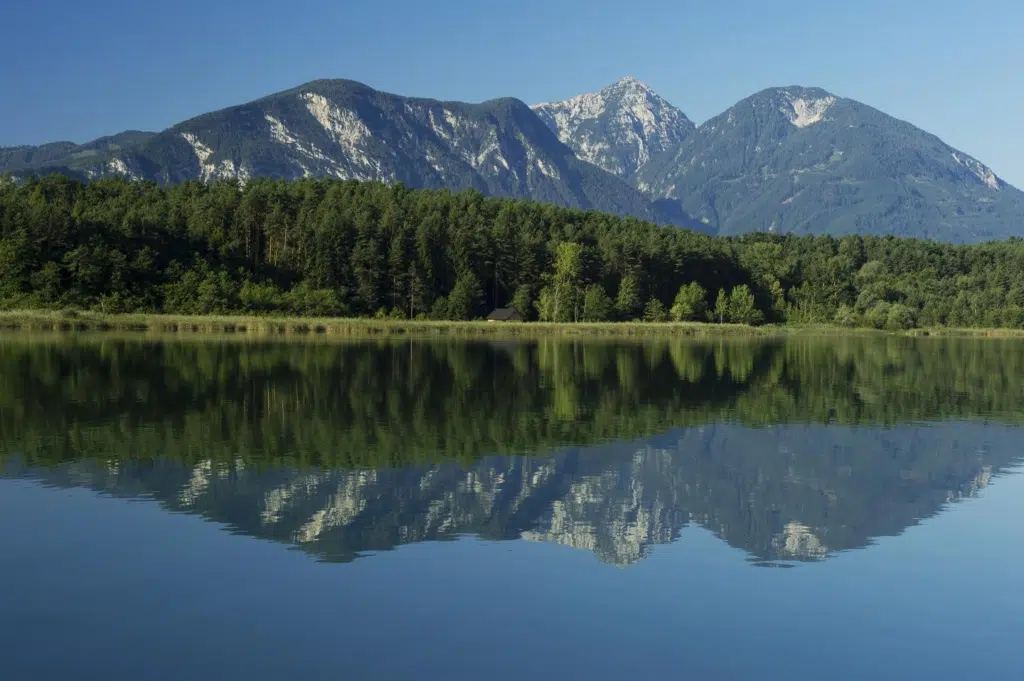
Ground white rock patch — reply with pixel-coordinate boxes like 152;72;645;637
425;150;444;174
533;88;609;143
303;93;370;146
783;95;836;128
107;158;129;175
218;159;251;185
535;157;560;179
429;108;505;173
472;130;509;172
532;76;691;177
952;152;1001;190
105;157;141;181
181;132;214;166
180;132;218;182
265;114;331;163
301;92;382;181
179;132;250;183
299;94;395;182
428;109;451;141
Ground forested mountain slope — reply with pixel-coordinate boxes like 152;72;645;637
635;86;1024;241
2;80;668;223
0;131;154;175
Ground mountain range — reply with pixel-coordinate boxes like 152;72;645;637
3;76;1022;242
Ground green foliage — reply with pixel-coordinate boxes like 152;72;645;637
616;274;642;321
727;285;764;326
430;297;449;321
0;236;29;304
670;282;708;322
713;289;730;324
510;285;533;321
1;175;1024;330
643;298;668;322
535;287;555;322
834;304;858;327
886;303;917;331
552;241;584;323
583;284;613;322
239;280;285;313
447;272;483;321
287;282;345;317
28;262;62;306
864;302;891;330
162;263;239;314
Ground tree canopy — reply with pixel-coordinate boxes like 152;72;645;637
3;174;1024;328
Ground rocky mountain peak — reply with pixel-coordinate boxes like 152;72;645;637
706;86;840;130
605;75;654;92
532;77;694;178
637;83;1022;241
776;87;838;128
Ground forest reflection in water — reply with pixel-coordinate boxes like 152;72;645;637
2;334;1022;565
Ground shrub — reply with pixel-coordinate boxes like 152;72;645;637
583;284;613;322
643;298;668;322
670;282;708;322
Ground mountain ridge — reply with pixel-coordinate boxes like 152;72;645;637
635;84;1023;241
4;78;673;224
4;77;1022;242
532;76;696;179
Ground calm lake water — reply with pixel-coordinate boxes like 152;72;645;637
1;335;1023;680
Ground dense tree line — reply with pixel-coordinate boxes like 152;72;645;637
3;174;1024;328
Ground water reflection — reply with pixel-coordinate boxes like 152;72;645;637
2;335;1022;566
5;422;1017;565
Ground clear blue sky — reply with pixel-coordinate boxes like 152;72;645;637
3;0;1022;186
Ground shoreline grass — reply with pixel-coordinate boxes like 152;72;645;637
0;309;1022;340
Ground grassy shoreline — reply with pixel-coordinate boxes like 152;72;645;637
0;310;1022;339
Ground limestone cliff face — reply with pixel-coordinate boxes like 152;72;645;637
532;77;695;179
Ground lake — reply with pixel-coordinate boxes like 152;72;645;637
1;334;1023;680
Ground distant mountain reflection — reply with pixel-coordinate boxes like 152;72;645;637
1;335;1022;565
5;423;1017;565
